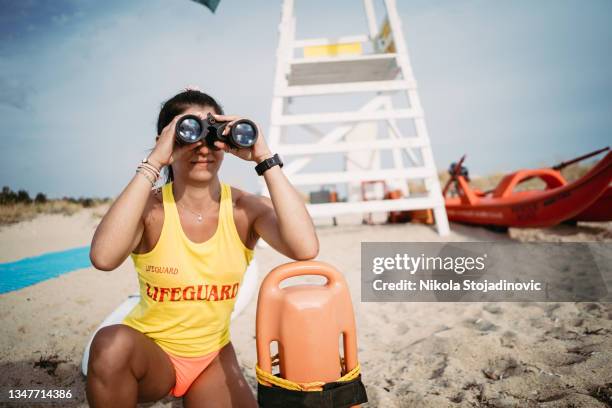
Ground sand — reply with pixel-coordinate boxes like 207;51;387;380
1;208;611;407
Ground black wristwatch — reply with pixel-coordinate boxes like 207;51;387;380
255;153;283;176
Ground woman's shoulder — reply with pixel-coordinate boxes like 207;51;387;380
229;185;272;217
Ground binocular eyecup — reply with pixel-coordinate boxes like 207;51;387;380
175;113;258;150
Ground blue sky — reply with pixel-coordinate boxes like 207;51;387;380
0;0;610;198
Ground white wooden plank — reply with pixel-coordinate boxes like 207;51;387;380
363;0;378;39
276;108;422;126
306;197;443;217
290;53;397;65
279;79;415;96
288;167;434;185
277;137;426;155
288;56;399;86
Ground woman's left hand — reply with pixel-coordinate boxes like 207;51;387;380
210;114;273;163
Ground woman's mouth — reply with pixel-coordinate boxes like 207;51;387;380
190;160;214;167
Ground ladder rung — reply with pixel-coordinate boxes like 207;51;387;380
288;53;400;86
275;109;422;126
306;197;444;217
279;80;416;97
277;138;427;155
290;53;398;65
287;168;435;185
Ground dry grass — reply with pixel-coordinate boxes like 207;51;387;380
0;199;112;226
560;162;591;182
439;161;596;195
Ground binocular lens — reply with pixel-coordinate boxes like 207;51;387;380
232;122;257;147
177;118;202;143
175;114;258;148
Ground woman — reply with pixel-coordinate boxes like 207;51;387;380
87;89;319;407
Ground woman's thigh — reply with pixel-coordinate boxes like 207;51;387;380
183;342;257;408
87;324;176;402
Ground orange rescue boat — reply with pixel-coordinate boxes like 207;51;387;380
443;149;612;228
570;185;612;222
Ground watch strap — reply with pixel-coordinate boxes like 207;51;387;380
255;153;283;176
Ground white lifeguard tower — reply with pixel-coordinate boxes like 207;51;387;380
264;0;450;235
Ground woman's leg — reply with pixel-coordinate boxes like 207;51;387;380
86;324;176;407
183;342;257;408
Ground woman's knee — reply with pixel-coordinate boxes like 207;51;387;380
88;325;135;378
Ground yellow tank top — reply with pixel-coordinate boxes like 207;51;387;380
122;181;254;357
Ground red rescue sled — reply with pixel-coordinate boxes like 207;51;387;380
443;149;612;228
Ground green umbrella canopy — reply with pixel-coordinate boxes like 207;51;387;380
189;0;221;13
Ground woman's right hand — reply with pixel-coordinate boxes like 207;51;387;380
147;115;203;168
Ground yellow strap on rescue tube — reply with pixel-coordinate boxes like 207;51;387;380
255;355;361;392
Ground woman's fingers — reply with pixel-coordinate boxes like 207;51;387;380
211;114;242;136
169;144;193;164
222;120;240;136
150;115;183;166
172;141;203;161
211;113;241;122
214;141;230;152
160;115;181;139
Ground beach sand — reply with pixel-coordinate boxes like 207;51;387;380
1;207;611;407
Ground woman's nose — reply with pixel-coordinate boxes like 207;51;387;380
196;143;211;154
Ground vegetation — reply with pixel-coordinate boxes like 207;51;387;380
0;186;112;226
439;161;594;194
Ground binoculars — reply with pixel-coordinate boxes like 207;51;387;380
175;113;258;149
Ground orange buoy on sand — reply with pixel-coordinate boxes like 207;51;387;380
256;261;367;407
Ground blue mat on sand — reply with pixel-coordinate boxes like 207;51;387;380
0;246;92;294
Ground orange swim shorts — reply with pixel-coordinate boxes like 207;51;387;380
165;349;220;397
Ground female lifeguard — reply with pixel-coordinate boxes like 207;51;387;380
87;89;318;407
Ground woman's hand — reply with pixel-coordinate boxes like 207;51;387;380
210;114;272;163
148;115;205;169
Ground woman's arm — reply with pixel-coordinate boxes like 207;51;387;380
90;115;201;270
89;174;151;270
252;164;319;260
212;114;319;260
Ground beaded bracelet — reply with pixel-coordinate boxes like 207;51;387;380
137;163;159;180
136;167;156;186
139;162;160;178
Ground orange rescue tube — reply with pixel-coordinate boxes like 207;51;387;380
256;261;367;407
